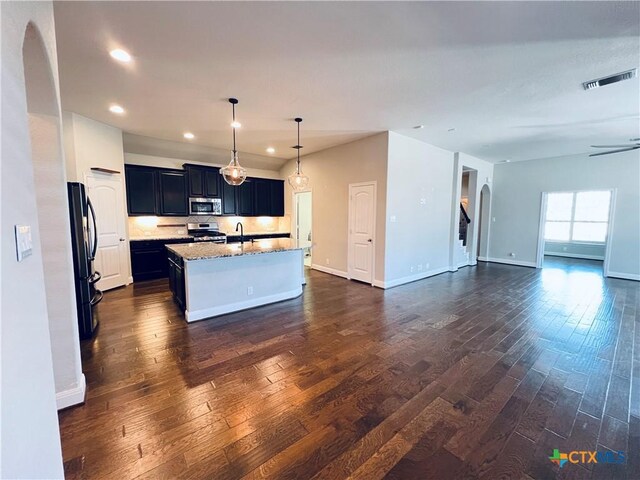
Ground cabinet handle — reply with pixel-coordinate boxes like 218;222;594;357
120;238;126;242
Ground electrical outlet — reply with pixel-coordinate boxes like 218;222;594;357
325;258;330;265
410;266;414;272
562;246;568;251
425;263;430;270
390;215;397;223
420;198;426;205
417;264;423;271
247;286;253;296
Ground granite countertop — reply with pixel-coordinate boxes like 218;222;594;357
166;238;303;261
130;235;193;241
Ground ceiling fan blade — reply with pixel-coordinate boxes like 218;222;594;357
589;146;639;157
590;144;637;148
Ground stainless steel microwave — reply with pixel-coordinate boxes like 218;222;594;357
189;197;222;216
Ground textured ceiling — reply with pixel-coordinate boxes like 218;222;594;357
53;1;640;167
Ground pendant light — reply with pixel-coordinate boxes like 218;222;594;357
220;98;247;186
288;117;309;191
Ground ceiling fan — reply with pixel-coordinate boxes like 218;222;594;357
589;138;640;157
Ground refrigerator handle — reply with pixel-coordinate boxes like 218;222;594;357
87;197;98;260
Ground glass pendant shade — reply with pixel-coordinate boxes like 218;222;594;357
287;117;309;191
221;98;247;186
220;150;247;186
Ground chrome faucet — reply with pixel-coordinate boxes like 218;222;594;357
235;222;244;244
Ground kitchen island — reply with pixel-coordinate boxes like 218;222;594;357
165;239;305;322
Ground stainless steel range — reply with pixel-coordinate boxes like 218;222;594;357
187;222;227;243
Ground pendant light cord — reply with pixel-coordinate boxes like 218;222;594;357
232;102;237;158
297;120;301;173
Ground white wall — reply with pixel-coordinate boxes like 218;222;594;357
1;2;66;477
489;150;640;279
280;133;388;283
63;112;133;282
384;132;455;287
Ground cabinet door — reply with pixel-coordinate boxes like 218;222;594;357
175;265;185;310
253;179;271;216
125;166;157;215
130;248;165;281
237;179;255;216
158;170;188;216
221;181;237;215
204;168;221;198
186;166;204;197
270;180;285;217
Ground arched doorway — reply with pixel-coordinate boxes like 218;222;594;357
477;184;491;260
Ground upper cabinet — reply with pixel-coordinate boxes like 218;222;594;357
254;179;285;217
125;165;187;216
125;164;285;217
185;164;220;199
125;165;157;215
157;170;188;216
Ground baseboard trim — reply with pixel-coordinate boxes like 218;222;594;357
56;374;86;410
379;266;450;289
606;271;640;282
545;253;605;261
311;264;349;279
186;288;303;322
481;257;537;268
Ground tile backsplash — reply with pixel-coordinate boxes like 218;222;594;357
128;215;291;238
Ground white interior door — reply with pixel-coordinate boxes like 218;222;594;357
86;173;129;291
294;191;312;266
348;182;376;284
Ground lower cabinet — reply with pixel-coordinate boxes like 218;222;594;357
167;250;185;310
130;239;191;282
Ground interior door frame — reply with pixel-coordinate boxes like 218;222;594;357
347;181;377;285
535;188;616;273
292;189;312;266
84;170;132;288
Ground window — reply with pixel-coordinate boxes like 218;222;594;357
544;190;611;243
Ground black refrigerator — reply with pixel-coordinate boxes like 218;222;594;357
68;182;103;339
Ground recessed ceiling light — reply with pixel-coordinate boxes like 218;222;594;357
109;49;131;63
109;104;125;114
183;132;195;140
266;147;275;154
413;125;424;129
501;160;511;163
231;121;242;128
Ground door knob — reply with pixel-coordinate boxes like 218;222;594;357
367;239;372;243
119;238;126;242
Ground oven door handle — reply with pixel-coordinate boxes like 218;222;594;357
90;289;104;306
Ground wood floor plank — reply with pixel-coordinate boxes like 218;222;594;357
57;258;638;480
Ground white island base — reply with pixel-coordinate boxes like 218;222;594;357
183;248;304;322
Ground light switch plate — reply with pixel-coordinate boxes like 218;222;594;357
15;225;33;262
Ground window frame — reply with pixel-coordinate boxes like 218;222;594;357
544;190;611;245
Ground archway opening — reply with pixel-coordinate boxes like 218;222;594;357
477;184;491;260
23;22;83;407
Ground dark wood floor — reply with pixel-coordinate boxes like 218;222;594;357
58;258;639;479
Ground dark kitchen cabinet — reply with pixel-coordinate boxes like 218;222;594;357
125;166;157;215
221;181;237;215
125;165;188;216
253;179;271;216
236;179;254;216
185;164;221;199
254;179;285;216
167;249;185;310
157;170;188;216
130;238;192;282
270;180;285;217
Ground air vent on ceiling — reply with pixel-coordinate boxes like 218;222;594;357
583;69;637;90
